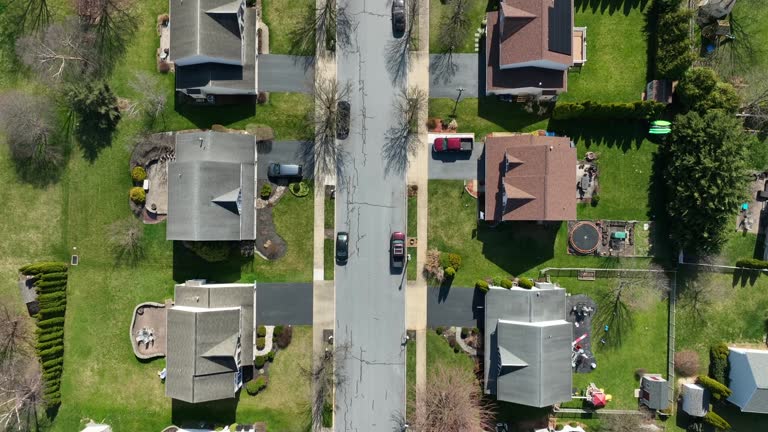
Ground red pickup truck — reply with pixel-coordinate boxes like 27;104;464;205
432;137;473;152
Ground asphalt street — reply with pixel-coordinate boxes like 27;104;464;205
429;53;480;98
257;55;314;93
426;286;483;328
335;1;408;430
428;142;484;179
256;283;313;325
256;140;305;179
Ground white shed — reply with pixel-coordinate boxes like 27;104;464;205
682;383;709;417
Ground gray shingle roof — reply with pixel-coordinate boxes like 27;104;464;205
728;347;768;413
170;0;244;64
167;132;255;241
484;284;572;407
166;281;255;403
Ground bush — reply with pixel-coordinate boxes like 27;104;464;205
635;368;647;380
444;266;456;278
37;345;63;359
257;92;268;104
37;317;65;329
20;262;68;275
460;328;469;338
273;325;284;336
475;279;489;292
185;241;231;262
254;355;267;368
424;249;445;282
677;67;740;114
257;325;266;337
257;337;266;350
38;330;64;343
709;342;730;384
267;350;275;362
447;253;462;270
246;376;267;395
655;9;696;80
130;186;146;204
491;276;502;286
453;346;460;353
131;166;147;182
276;325;293;348
590;193;600;207
447;334;457;348
211;124;227;132
289;181;310;197
518;277;534;289
735;258;768;270
703;411;731;430
39;272;68;282
500;278;513;289
260;183;272;199
675;350;700;377
435;326;445;335
552;101;665;121
34;280;67;291
697;375;732;400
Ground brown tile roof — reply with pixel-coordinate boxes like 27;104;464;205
485;12;567;94
484;135;576;221
497;0;573;67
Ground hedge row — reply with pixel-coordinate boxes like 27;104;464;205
22;261;69;408
709;342;729;384
703;411;731;430
19;262;68;275
735;258;768;270
697;375;732;400
552;101;666;121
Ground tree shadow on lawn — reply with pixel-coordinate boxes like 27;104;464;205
477;97;551;133
574;0;650;16
647;149;674;265
172;241;245;283
174;94;257;129
547;119;648;152
476;221;559;276
172;398;237;428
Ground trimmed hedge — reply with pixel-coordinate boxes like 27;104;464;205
273;325;284;336
735;258;768;270
703;411;731;430
709;342;730;384
37;345;63;359
257;325;267;337
447;253;462;270
37;306;66;319
518;277;534;289
39;272;69;282
276;325;293;349
38;330;64;343
245;376;268;395
697;375;732;400
444;266;456;278
256;337;266;350
19;262;68;275
501;278;513;289
42;357;64;369
130;187;146;204
267;350;275;362
476;279;489;292
37;317;65;329
131;166;147;182
254;355;267;368
552;101;665;121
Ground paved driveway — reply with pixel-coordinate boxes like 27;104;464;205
335;1;408;429
427;286;483;328
428;142;484;180
256;283;313;325
429;53;480;98
256;140;306;179
257;55;314;93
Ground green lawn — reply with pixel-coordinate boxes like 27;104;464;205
428;97;550;138
405;339;416;419
407;247;417;281
429;0;492;54
426;330;476;376
324;239;334;280
428;180;652;285
561;2;649;102
261;0;316;55
717;231;759;266
325;192;335;230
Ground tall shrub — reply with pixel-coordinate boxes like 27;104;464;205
697;375;732;400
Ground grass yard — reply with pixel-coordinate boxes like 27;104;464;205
261;0;316;55
407;247;417;281
325;192;335;230
324;239;334;280
428;180;651;286
562;1;649;102
426;330;476;375
555;277;669;409
428;97;550;138
405;339;416;418
429;0;493;54
716;231;759;266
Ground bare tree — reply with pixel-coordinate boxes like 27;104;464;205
0;368;43;432
410;366;494;432
385;0;419;84
290;0;354;57
15;18;98;83
76;0;138;65
303;343;350;429
128;71;167;124
107;217;145;265
301;77;351;184
0;306;31;366
383;87;426;175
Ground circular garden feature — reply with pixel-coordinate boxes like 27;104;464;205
570;221;600;255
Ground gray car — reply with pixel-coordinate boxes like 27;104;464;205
267;163;303;179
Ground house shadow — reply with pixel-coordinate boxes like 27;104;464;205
647;149;673;264
171;398;237;427
547;118;648;152
476;221;559;276
172;241;244;283
174;93;256;129
574;0;650;15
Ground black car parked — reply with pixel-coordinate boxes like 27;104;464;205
337;101;350;140
391;0;406;37
336;232;349;264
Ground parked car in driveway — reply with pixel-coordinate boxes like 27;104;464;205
337;101;350;140
391;0;406;36
432;136;473;152
390;231;405;270
336;232;349;264
267;163;303;179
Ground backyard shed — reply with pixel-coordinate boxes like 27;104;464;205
640;374;669;410
682;383;709;417
728;347;768;413
17;275;38;316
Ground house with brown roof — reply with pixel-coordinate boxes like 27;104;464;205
483;135;576;222
486;0;585;99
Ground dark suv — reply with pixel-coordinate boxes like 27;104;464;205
336;232;349;264
337;101;350;140
391;0;406;37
